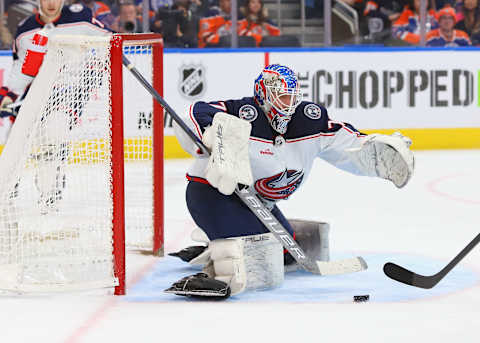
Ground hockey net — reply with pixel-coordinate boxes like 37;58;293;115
0;34;164;295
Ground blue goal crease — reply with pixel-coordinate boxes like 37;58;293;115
123;252;480;303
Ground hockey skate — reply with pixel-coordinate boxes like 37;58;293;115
164;273;231;300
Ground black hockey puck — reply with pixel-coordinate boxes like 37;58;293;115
353;295;370;302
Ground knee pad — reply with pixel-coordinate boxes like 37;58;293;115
191;227;209;244
202;233;284;295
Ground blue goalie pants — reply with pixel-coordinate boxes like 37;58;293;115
186;181;294;240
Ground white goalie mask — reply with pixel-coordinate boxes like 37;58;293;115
254;64;302;134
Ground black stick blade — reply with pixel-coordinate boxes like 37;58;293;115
383;262;415;286
383;262;438;289
384;234;480;289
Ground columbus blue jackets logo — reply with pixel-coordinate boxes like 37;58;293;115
179;64;206;99
238;104;258;122
254;169;304;201
304;104;322;120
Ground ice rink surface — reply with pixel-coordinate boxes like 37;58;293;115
2;150;480;343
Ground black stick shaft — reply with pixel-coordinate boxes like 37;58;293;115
435;232;480;277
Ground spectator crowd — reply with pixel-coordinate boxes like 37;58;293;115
1;0;480;48
0;0;282;48
361;0;479;45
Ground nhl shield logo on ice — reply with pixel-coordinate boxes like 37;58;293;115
179;64;206;99
238;104;258;122
303;104;322;120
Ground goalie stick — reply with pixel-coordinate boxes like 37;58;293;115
122;55;367;276
384;232;480;288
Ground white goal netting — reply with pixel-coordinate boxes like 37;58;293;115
0;34;161;293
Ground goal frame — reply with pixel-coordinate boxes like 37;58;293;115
111;34;164;295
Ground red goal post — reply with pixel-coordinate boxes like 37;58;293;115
112;34;164;294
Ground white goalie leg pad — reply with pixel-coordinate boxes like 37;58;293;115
241;233;284;291
289;219;330;262
203;233;284;295
348;132;414;188
206;238;246;294
202;112;253;195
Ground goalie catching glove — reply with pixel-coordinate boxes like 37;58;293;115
202;112;253;195
347;132;415;188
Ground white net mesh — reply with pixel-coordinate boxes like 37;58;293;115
0;34;161;292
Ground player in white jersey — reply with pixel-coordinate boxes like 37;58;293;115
0;0;111;213
0;0;110;123
167;64;415;299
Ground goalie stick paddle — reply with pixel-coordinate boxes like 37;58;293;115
122;55;367;276
384;232;480;289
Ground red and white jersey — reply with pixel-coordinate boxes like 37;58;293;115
7;3;110;97
175;97;373;204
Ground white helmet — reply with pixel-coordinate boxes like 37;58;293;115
253;64;302;134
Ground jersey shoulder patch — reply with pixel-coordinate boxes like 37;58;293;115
238;104;258;122
283;102;330;139
69;4;84;13
303;103;323;120
61;4;92;23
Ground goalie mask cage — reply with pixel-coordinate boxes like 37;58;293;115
0;34;164;295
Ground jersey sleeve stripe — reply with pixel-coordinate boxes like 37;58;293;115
250;137;273;144
342;125;365;137
189;104;203;139
286;132;335;143
209;102;227;112
186;174;209;184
